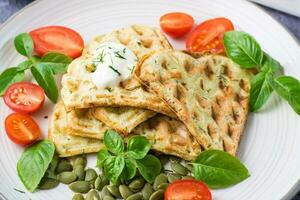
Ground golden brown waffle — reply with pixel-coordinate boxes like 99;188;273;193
93;107;156;136
65;108;109;139
133;114;201;160
48;102;104;157
135;51;252;155
66;106;155;138
61;25;175;117
49;102;200;160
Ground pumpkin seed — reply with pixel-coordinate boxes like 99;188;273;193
149;189;164;200
74;165;86;181
58;171;77;184
95;176;105;191
101;186;112;197
38;177;59;190
74;156;87;168
103;196;115;200
85;168;97;182
101;175;109;185
185;163;193;172
129;178;145;192
45;156;58;179
171;163;188;176
167;173;182;183
126;192;143;200
69;181;92;193
169;156;180;163
86;189;101;200
107;185;121;198
119;185;133;199
56;159;73;173
157;182;168;190
153;174;168;190
182;175;194;180
142;183;154;199
72;193;84;200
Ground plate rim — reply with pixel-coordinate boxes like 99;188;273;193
0;0;299;199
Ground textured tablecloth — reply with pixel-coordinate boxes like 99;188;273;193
0;0;300;199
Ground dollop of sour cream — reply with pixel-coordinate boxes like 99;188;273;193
91;42;138;89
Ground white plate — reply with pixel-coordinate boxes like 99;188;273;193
0;0;300;199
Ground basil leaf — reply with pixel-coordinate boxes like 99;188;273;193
31;64;59;103
271;76;300;115
17;140;55;192
250;70;274;112
14;33;34;57
0;67;25;96
136;155;161;183
192;150;249;189
224;31;263;68
103;155;125;183
17;60;33;71
127;136;151;159
121;158;137;180
30;55;42;63
41;52;72;74
104;130;124;154
260;53;282;75
97;149;111;167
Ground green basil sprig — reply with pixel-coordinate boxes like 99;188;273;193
271;76;300;115
17;140;55;192
0;33;72;102
192;150;250;189
223;31;263;68
97;130;161;183
224;31;300;115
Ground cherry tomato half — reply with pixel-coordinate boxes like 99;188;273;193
160;12;194;38
29;26;84;59
186;17;234;53
165;179;212;200
5;113;41;145
4;82;45;114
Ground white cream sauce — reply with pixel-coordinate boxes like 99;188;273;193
91;42;137;88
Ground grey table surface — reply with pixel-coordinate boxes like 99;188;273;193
0;0;300;199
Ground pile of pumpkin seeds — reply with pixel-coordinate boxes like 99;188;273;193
38;154;194;200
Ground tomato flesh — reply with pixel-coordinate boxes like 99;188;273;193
5;113;41;145
160;12;194;38
4;82;45;114
165;179;212;200
30;26;84;58
186;17;234;53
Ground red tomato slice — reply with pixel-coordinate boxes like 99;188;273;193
160;12;194;38
29;26;84;58
186;17;234;53
165;179;212;200
4;82;45;114
5;113;41;145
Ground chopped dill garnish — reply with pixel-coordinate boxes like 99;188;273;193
137;41;142;46
94;50;105;63
131;65;135;74
114;51;126;60
108;65;122;76
123;48;126;53
106;87;113;92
